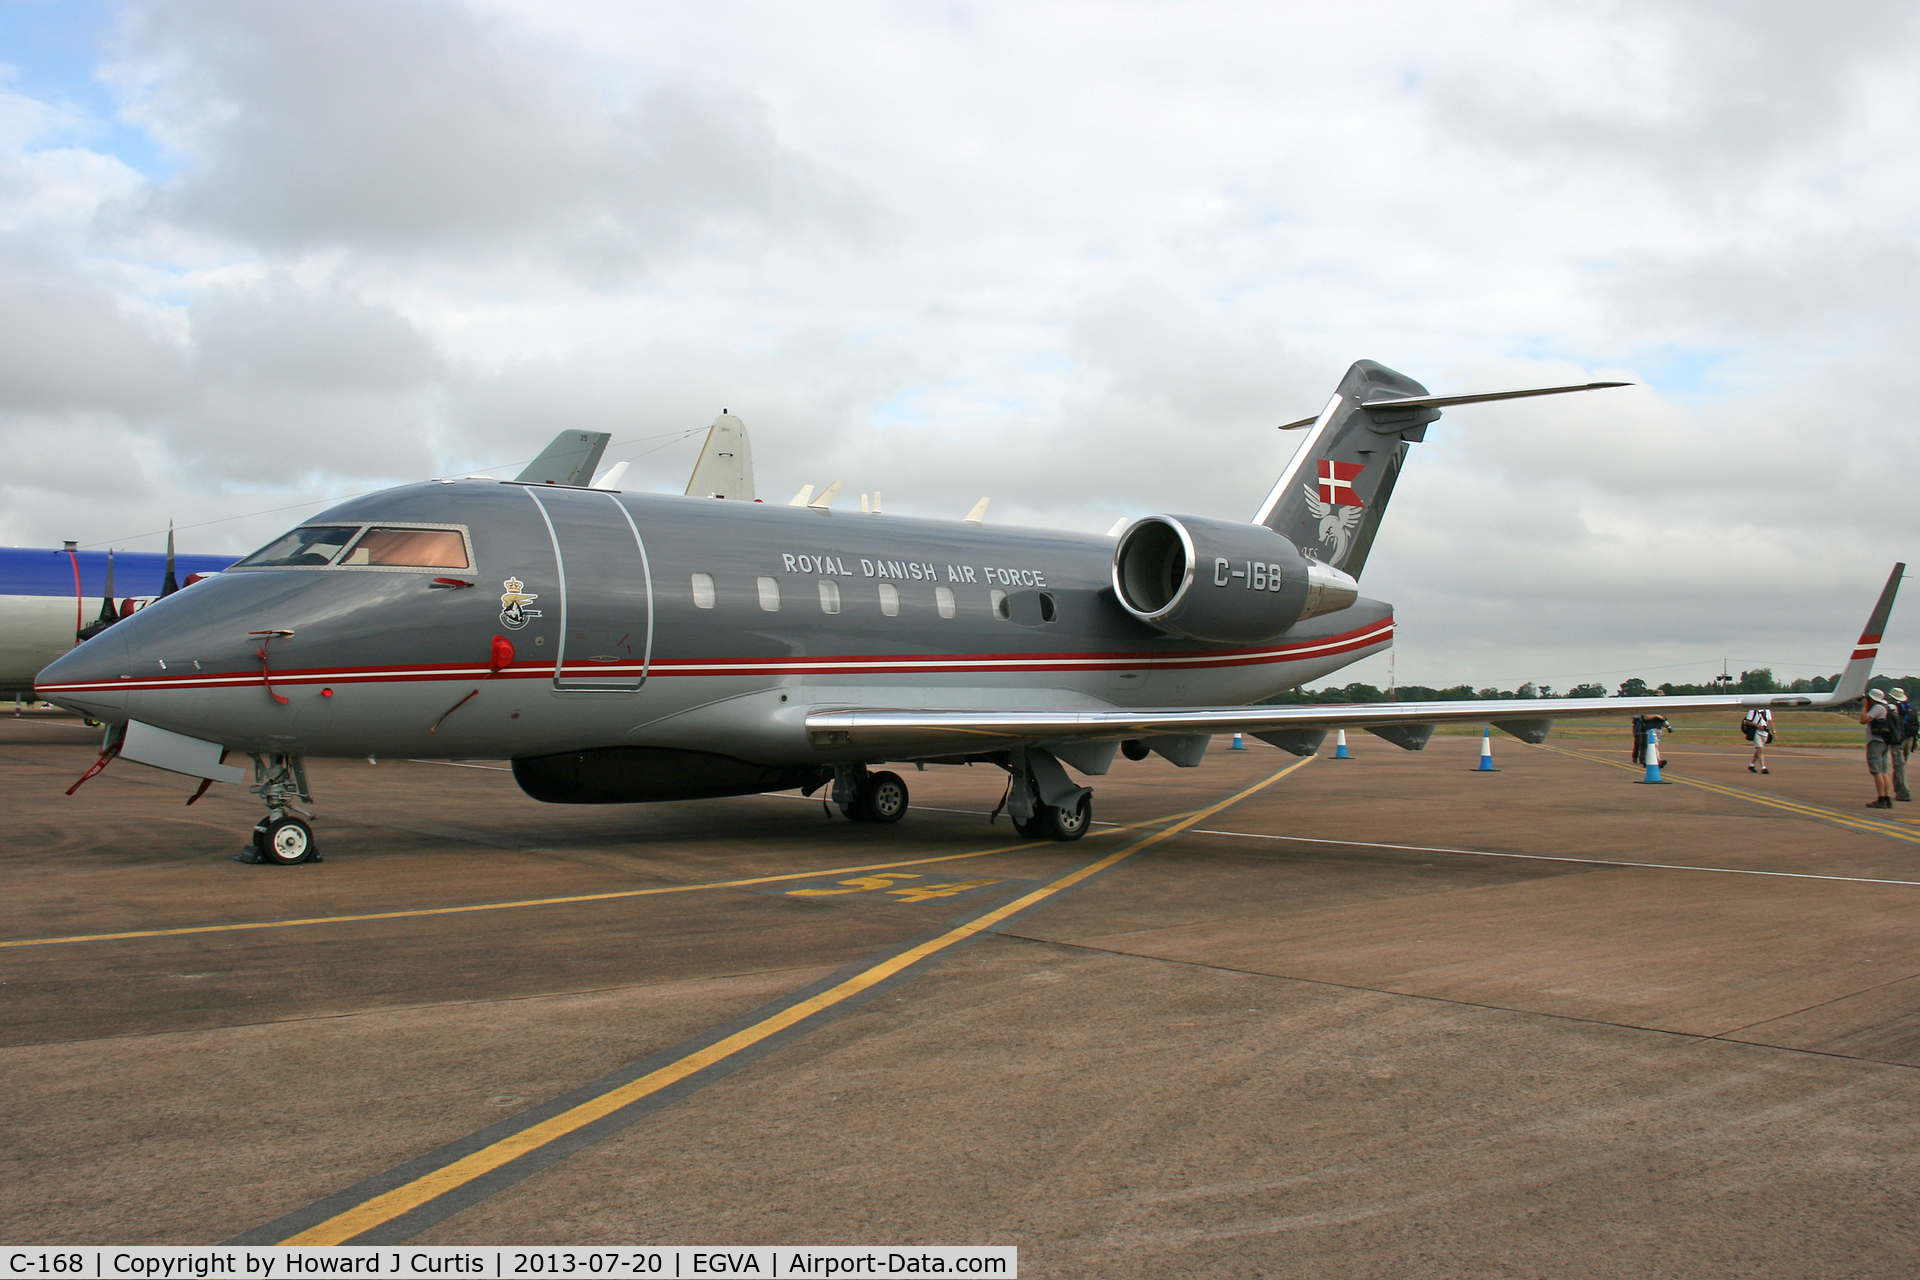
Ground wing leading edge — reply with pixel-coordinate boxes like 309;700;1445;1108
806;564;1905;753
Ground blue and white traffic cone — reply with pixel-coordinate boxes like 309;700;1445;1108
1231;732;1245;750
1333;729;1351;759
1473;727;1498;772
1637;729;1670;784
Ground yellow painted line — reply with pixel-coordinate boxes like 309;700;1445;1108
0;808;1204;950
278;755;1316;1245
1542;745;1920;847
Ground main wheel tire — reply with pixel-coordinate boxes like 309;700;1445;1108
860;771;910;824
1038;793;1092;842
260;815;316;865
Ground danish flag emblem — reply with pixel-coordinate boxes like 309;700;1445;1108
1317;459;1365;507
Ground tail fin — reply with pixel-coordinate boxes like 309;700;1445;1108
1253;362;1631;579
1253;360;1433;580
1818;562;1905;706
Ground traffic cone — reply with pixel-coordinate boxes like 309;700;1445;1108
1637;731;1671;784
1333;729;1351;759
1473;726;1498;772
1231;732;1245;750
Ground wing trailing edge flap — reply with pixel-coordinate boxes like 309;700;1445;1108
806;564;1904;751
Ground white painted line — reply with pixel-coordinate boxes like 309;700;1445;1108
1187;829;1920;887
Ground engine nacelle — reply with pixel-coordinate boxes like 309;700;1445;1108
1111;514;1358;644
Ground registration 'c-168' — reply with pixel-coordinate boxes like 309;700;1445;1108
33;361;1904;865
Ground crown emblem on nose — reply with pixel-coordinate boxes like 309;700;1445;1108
500;577;542;630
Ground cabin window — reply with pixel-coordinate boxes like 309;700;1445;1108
691;573;716;609
935;585;956;619
1039;591;1057;623
341;527;469;569
990;589;1009;620
819;580;841;614
878;583;901;617
757;577;780;612
237;526;358;567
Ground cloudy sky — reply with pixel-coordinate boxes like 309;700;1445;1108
3;0;1917;689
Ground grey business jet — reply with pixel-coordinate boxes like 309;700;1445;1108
33;361;1903;866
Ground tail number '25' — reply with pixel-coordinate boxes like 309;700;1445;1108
1214;558;1285;591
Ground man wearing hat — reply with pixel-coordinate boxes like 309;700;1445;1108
1893;687;1916;802
1861;689;1899;808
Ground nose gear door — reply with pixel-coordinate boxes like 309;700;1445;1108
526;487;652;691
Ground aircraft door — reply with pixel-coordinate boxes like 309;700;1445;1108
528;488;652;691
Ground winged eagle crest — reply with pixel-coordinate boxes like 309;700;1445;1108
1302;485;1364;566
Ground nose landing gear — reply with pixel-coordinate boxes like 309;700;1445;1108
236;753;321;865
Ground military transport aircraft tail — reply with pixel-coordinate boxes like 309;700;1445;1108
1253;361;1629;579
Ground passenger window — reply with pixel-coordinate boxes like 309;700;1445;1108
990;589;1009;620
935;585;956;619
878;583;901;617
819;580;841;615
757;576;780;612
691;573;716;609
344;527;469;569
1039;591;1057;623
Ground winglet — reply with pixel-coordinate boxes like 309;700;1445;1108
1818;563;1904;705
514;431;612;486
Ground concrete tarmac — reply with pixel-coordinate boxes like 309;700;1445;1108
2;716;1916;1275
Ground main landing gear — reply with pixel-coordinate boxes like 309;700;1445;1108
1004;747;1093;842
236;753;321;866
832;763;910;824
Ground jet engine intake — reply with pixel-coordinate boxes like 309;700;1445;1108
1112;514;1357;643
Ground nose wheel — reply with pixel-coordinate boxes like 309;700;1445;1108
832;765;911;824
251;815;318;865
235;753;321;865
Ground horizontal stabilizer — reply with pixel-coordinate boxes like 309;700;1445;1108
1277;381;1630;430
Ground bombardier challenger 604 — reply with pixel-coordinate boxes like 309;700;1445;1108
33;361;1903;865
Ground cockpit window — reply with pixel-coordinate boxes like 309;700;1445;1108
237;526;358;567
341;527;470;569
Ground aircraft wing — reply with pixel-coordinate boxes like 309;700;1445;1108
807;564;1903;753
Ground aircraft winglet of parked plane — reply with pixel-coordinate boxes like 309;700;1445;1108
33;361;1902;866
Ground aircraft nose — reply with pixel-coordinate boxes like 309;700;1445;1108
36;629;133;721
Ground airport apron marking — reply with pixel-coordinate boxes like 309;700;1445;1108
1546;745;1920;847
0;811;1204;950
231;757;1314;1247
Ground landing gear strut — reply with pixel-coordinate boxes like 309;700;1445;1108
832;763;910;824
237;753;320;865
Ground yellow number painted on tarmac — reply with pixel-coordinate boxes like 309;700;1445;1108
886;878;1002;902
788;873;922;896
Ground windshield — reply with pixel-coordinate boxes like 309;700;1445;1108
237;526;358;567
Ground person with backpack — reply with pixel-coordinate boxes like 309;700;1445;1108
1743;707;1773;774
1861;689;1900;808
1892;687;1917;802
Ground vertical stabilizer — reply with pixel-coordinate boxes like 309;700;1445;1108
1252;360;1436;580
685;412;756;501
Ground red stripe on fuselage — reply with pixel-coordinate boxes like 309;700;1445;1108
36;618;1395;694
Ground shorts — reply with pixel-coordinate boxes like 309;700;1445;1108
1868;740;1894;774
1750;728;1771;746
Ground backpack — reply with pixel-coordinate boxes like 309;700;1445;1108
1742;709;1765;741
1873;704;1902;744
1900;701;1919;743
